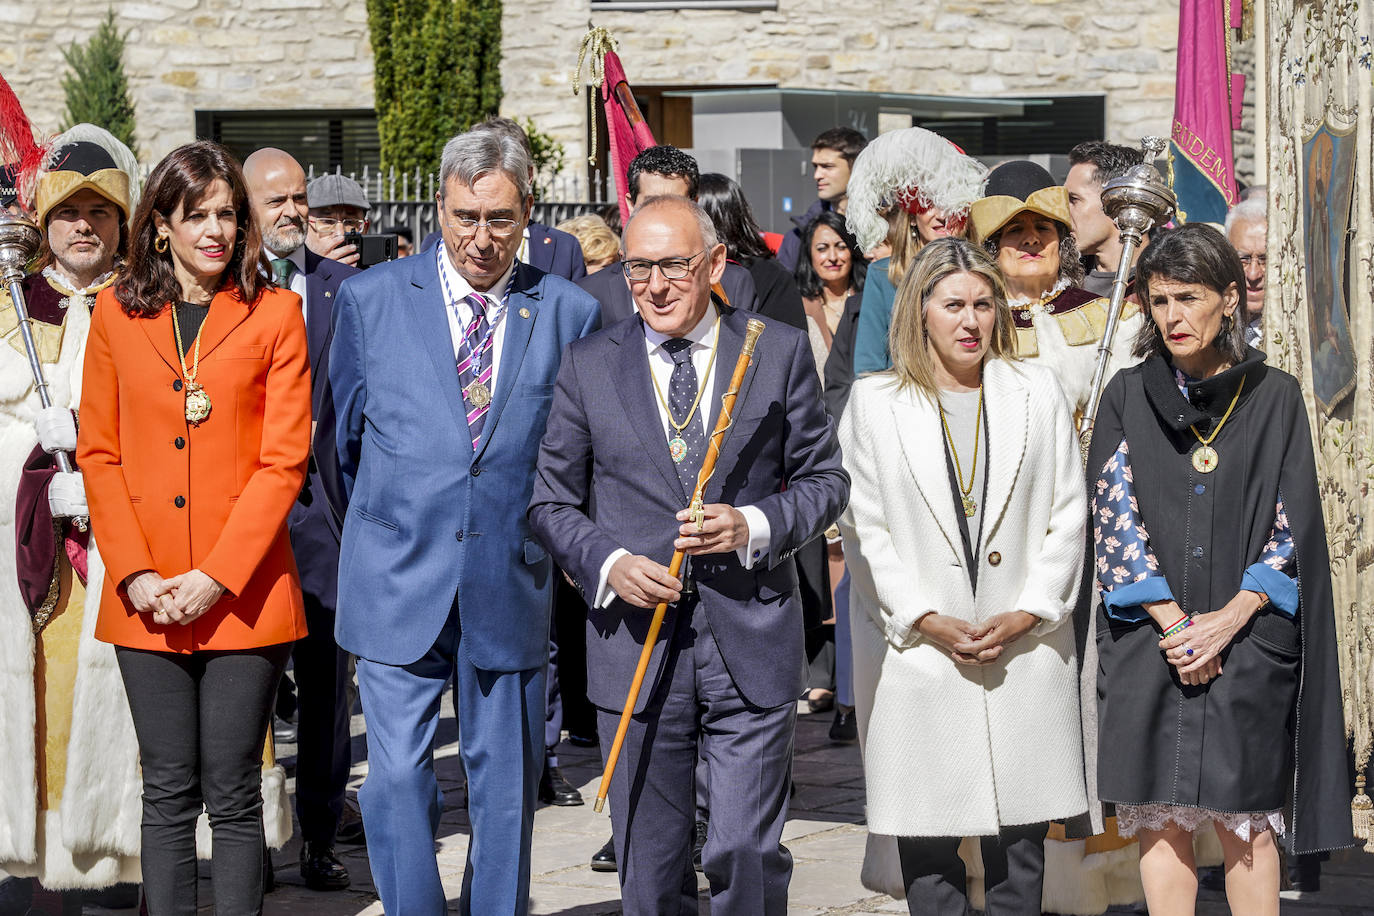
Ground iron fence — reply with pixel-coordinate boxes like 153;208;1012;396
302;164;612;241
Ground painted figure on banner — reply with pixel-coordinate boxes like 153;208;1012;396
1301;126;1357;412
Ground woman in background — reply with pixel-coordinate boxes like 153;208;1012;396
847;128;986;376
697;173;807;330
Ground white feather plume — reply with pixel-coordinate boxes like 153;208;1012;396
844;128;988;252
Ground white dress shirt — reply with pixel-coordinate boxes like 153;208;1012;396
437;242;514;401
594;307;771;607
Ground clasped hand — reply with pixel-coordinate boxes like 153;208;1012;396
917;611;1038;666
124;569;227;627
1156;593;1261;686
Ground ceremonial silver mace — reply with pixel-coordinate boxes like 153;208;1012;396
0;210;88;529
1076;136;1177;457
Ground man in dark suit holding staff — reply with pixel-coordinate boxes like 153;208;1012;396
529;195;848;914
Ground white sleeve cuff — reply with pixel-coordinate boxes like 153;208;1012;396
735;505;770;569
594;548;630;608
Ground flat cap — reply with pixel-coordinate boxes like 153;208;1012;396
308;173;370;211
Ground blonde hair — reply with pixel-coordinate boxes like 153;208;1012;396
556;212;621;268
883;204;970;286
887;237;1017;400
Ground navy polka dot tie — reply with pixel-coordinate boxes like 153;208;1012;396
663;337;706;496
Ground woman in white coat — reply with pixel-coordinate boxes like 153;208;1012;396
838;237;1088;916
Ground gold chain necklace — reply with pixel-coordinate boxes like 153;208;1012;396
170;302;212;425
648;317;720;463
939;387;983;517
1188;375;1244;474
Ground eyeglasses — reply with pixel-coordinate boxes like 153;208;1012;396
622;250;708;282
1237;254;1268;268
445;217;522;239
309;217;366;234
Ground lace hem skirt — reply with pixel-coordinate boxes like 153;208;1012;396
1116;803;1285;842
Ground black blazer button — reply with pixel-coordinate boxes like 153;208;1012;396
988;551;1002;566
174;436;186;449
173;379;183;392
174;495;186;508
470;465;481;477
455;530;464;541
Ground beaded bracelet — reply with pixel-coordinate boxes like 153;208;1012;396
1161;616;1194;639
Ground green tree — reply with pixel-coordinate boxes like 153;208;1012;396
520;118;566;199
368;0;502;178
60;8;138;153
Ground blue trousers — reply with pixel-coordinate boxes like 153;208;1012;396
356;612;544;915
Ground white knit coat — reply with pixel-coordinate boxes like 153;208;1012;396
839;360;1089;837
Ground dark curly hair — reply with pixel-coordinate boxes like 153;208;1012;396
1068;140;1144;188
626;146;700;204
793;210;867;298
116;141;265;318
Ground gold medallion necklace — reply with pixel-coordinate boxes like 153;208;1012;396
939;387;983;517
648;318;720;463
171;302;212;425
1188;375;1244;474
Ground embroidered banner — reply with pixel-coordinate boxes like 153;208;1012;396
1264;0;1374;810
1172;0;1241;223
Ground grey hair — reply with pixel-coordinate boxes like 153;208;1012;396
438;129;531;200
621;195;720;251
1224;194;1266;234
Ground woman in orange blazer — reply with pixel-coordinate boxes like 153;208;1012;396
77;141;310;916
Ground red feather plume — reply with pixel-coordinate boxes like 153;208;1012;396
0;72;43;209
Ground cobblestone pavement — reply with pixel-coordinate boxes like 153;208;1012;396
86;696;1373;915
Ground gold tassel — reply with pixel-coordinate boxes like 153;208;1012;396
1354;774;1372;843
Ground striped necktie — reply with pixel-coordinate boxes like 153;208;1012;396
456;292;494;448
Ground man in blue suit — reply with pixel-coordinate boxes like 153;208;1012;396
328;129;600;914
244;147;360;891
529;196;848;914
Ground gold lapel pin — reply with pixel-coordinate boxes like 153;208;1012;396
324;291;332;298
519;307;531;319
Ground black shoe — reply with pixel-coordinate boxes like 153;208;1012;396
804;689;835;714
539;762;584;806
829;706;858;743
567;732;599;748
272;715;297;744
590;837;617;872
693;820;708;872
335;800;366;845
300;841;351;891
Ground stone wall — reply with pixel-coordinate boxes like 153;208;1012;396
503;0;1188;168
2;0;1229;176
2;0;373;163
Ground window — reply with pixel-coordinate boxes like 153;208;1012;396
195;109;381;176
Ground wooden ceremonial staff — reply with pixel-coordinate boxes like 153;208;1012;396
593;317;765;813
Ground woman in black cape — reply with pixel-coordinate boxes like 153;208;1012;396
1088;224;1352;915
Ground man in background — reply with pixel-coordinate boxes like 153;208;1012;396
777;127;868;271
307;173;371;268
1064;140;1145;298
1225;189;1267;347
244;147;361;892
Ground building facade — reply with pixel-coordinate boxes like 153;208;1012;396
5;0;1249;197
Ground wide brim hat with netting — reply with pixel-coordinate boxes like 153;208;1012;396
844;127;988;253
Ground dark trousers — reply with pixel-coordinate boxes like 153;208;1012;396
116;643;292;916
291;591;352;844
897;823;1048;916
596;601;795;916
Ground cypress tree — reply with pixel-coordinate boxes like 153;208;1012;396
60;8;138;153
369;0;503;178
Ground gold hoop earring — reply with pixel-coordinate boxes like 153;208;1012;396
154;235;169;254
